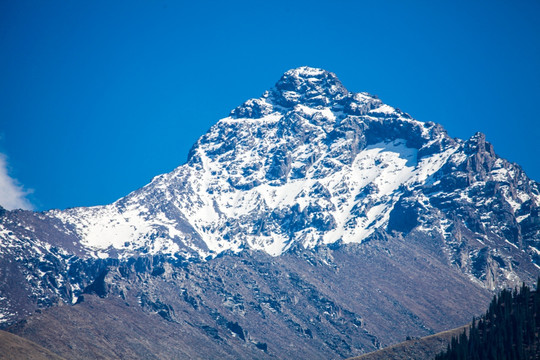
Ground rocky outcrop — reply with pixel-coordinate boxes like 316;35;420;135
6;236;493;359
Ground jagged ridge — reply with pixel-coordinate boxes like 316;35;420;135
1;66;539;325
36;67;539;268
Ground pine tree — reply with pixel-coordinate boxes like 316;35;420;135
435;278;540;360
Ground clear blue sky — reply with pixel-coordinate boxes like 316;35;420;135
1;0;539;211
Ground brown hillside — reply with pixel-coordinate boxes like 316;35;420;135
0;329;65;360
349;325;468;360
7;294;270;360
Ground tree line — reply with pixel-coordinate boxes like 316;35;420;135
435;278;540;360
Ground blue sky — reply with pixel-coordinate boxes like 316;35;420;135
1;0;539;211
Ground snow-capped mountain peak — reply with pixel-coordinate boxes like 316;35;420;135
1;67;539;355
3;67;539;290
270;66;349;107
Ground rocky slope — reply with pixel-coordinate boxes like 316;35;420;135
6;241;491;359
0;67;539;358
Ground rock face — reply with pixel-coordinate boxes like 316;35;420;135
4;242;493;359
0;67;539;359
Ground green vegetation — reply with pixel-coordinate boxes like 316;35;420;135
435;279;540;360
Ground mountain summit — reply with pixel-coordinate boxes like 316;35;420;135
271;66;349;106
32;67;536;265
0;67;539;359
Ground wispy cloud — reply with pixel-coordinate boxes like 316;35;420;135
0;153;33;210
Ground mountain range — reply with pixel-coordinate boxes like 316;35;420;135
1;67;539;359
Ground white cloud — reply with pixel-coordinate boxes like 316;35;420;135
0;153;33;210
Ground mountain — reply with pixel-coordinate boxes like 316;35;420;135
1;67;539;359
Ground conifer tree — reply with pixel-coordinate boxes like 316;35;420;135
435;278;540;360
